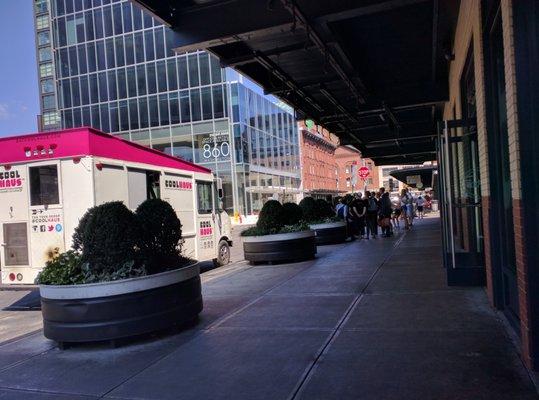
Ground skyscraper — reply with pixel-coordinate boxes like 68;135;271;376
33;0;301;216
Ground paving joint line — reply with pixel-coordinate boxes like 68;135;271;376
97;257;314;398
0;385;96;399
288;232;407;400
0;329;44;349
203;261;315;331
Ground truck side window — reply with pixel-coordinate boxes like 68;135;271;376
29;165;59;206
197;182;212;214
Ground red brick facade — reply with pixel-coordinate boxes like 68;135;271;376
446;0;539;370
334;145;360;193
513;198;533;368
298;122;339;196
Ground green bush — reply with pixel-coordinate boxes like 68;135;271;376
77;201;142;277
315;198;335;220
256;200;285;234
36;250;85;285
299;197;318;222
241;221;309;236
282;202;303;225
40;200;197;285
135;198;186;274
72;205;96;251
81;259;147;283
279;221;310;233
240;226;268;237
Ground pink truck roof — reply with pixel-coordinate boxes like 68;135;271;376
0;127;211;174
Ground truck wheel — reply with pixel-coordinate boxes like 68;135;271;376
214;240;230;267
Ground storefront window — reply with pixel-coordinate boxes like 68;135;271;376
171;134;194;163
236;171;246;216
233;124;242;163
151;127;171;154
216;162;234;215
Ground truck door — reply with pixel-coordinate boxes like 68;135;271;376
195;180;215;261
1;223;30;276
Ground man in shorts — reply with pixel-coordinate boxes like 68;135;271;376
416;194;425;219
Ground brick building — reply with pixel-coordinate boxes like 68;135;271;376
335;145;379;194
438;0;539;369
298;121;340;200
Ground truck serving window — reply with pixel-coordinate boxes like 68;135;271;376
29;165;59;206
197;182;212;214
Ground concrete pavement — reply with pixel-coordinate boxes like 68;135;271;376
0;216;536;399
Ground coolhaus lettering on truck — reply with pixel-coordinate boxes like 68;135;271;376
31;209;63;234
164;179;193;190
0;170;23;192
199;221;213;236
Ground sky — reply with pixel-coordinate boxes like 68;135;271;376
0;1;39;137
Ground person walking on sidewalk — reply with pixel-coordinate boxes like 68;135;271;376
392;201;402;230
416;194;425;219
406;188;415;227
366;191;379;238
337;197;354;241
379;191;393;237
350;193;367;239
400;188;411;230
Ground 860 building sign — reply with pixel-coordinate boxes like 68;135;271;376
200;131;230;161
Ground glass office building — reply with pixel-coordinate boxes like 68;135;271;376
33;0;301;216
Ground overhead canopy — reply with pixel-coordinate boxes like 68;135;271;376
390;165;436;188
132;0;459;165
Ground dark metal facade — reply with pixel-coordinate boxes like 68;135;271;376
132;0;460;165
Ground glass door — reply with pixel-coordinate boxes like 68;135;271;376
438;48;486;286
439;119;486;286
485;4;519;325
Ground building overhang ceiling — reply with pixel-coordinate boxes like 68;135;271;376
390;165;437;188
132;0;459;165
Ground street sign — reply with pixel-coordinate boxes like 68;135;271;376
358;166;370;180
351;164;358;186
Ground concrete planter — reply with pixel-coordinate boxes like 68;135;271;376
242;230;316;264
39;263;202;346
309;221;347;245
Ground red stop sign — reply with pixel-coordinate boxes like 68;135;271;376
358;166;370;179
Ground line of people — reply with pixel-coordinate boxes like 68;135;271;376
335;187;423;240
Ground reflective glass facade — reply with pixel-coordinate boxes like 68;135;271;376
34;0;300;216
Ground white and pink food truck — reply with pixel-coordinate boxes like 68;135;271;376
0;128;232;284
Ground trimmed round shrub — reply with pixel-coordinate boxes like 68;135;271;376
135;198;185;274
299;196;318;222
282;202;303;225
256;200;285;234
315;198;335;219
72;206;96;252
77;201;141;276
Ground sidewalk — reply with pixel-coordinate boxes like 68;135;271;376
0;216;536;399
